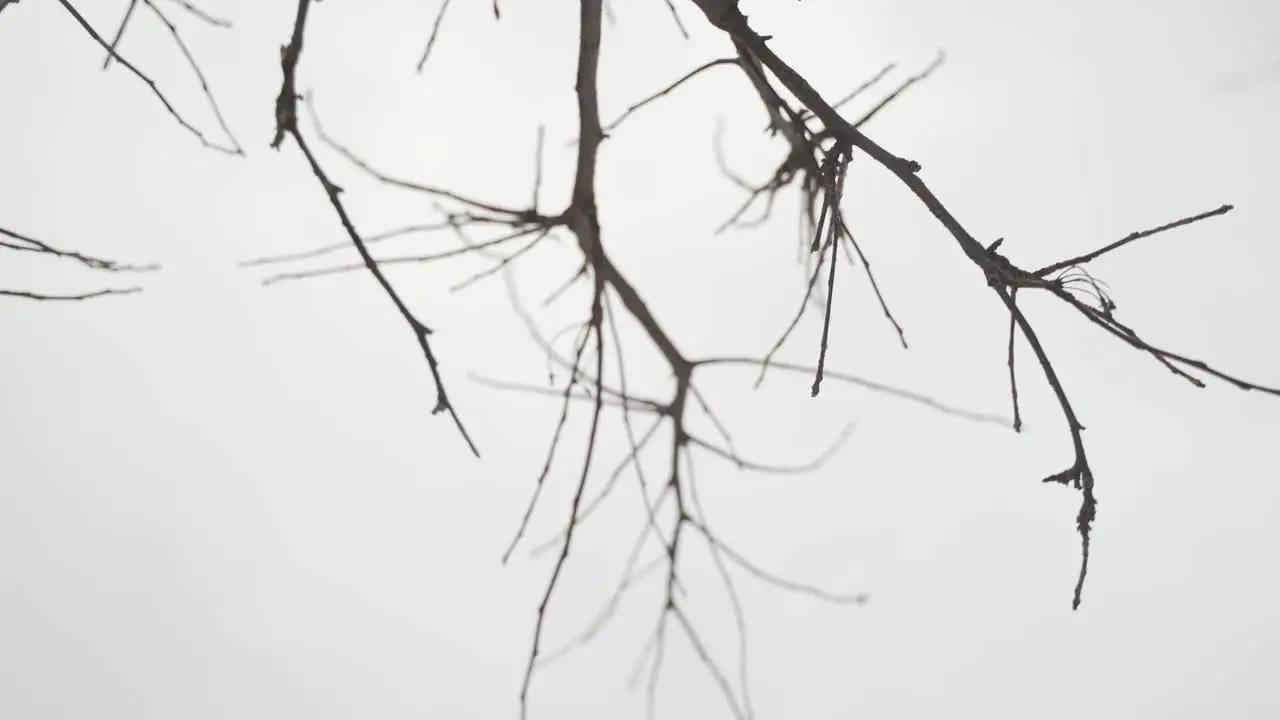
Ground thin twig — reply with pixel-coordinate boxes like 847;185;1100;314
416;0;453;73
56;0;239;154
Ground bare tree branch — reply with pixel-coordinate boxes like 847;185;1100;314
1;225;158;301
416;0;453;73
682;0;1278;611
57;0;241;154
269;0;478;455
169;1;1280;715
0;287;143;301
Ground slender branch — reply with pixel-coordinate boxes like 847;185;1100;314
270;0;477;455
1;226;158;300
0;287;142;301
694;356;1011;426
138;0;245;155
102;0;138;69
1;226;158;273
1036;204;1234;276
685;0;1277;610
603;57;739;134
56;0;240;154
416;0;453;72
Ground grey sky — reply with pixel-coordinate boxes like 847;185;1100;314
3;0;1279;718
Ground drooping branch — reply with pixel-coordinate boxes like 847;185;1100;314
269;0;481;455
250;6;1017;717
686;0;1279;610
234;2;1280;717
253;2;956;715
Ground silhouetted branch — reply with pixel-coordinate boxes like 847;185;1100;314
603;57;739;135
1036;205;1234;276
1;225;158;302
136;0;244;154
686;0;1278;611
57;0;241;154
102;0;138;69
830;62;894;111
215;0;1280;716
0;287;142;301
416;0;453;72
269;0;478;455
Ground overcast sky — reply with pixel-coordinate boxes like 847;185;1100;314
3;0;1280;718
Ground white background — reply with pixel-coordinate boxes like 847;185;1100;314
3;0;1279;717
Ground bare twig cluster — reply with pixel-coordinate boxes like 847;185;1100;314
3;0;241;302
61;0;242;155
258;2;978;716
249;0;1280;716
686;0;1280;613
11;0;1278;717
